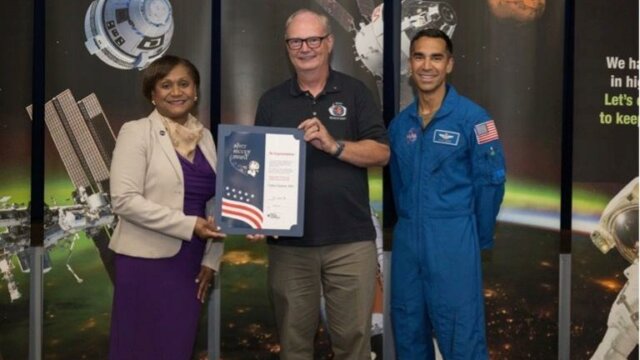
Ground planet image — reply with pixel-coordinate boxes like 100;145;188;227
488;0;546;22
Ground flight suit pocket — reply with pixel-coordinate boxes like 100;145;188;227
473;144;506;185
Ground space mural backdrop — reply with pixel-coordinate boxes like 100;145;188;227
0;1;213;359
1;0;637;359
571;0;639;359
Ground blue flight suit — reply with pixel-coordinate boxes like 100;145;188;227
389;85;505;359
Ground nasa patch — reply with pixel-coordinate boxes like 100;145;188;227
328;102;348;120
406;128;418;144
433;129;460;146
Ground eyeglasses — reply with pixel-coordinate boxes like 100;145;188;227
285;35;330;50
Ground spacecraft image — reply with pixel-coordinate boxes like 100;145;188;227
315;0;457;80
314;0;457;108
84;0;174;69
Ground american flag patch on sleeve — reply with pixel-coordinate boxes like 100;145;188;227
474;120;499;144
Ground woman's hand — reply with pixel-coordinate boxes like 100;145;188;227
195;265;215;303
194;216;226;240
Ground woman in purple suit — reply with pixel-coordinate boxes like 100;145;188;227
108;55;225;359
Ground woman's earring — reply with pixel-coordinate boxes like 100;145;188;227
194;96;198;102
152;100;156;105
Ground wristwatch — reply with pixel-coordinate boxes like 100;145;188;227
333;141;345;158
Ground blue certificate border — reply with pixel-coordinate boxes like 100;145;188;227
214;124;306;236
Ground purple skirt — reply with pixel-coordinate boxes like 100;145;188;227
109;238;205;360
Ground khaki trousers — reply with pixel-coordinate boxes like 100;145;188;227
268;241;377;360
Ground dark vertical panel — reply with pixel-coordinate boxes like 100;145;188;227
381;0;400;247
558;6;574;354
211;0;221;140
31;0;45;248
560;0;575;256
30;1;46;358
559;1;574;348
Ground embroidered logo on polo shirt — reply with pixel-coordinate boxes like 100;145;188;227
328;102;347;120
433;129;460;146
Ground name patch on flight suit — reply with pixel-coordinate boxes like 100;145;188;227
433;129;460;146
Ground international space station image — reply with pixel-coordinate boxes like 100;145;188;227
0;90;117;302
84;0;174;70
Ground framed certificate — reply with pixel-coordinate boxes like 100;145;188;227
214;124;306;236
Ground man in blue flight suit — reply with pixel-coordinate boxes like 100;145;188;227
388;29;506;359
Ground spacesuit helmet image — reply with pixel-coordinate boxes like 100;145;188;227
591;178;639;264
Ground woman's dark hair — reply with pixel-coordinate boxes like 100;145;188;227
141;55;200;101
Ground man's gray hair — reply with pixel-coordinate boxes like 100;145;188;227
284;9;332;38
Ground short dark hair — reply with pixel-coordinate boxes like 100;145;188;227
410;29;453;55
141;55;200;101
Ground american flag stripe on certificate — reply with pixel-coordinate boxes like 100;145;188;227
474;120;499;144
222;197;264;229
